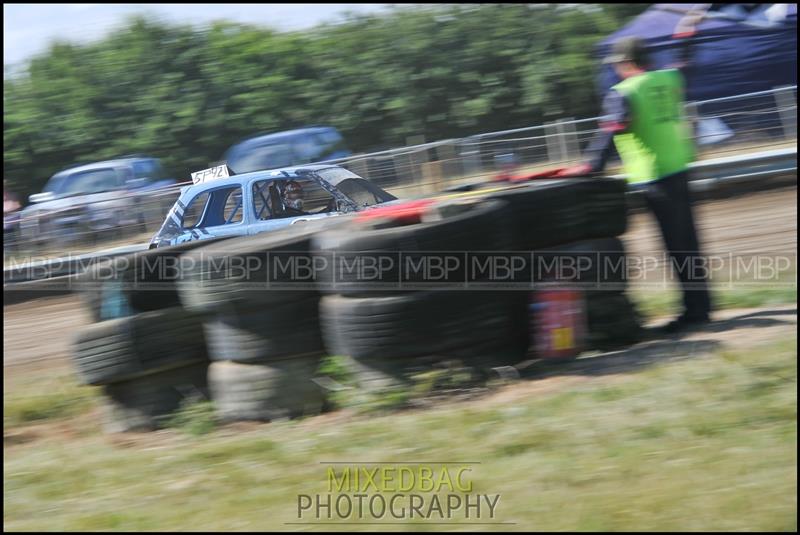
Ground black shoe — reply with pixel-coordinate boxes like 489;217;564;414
659;313;710;335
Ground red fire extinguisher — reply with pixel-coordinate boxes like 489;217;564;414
530;288;587;360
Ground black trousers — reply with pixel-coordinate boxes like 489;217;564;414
642;170;712;319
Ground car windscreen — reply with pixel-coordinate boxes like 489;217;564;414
226;142;296;174
49;168;122;195
316;167;396;206
43;174;68;194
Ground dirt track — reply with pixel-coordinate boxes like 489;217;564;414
3;185;797;371
626;185;797;256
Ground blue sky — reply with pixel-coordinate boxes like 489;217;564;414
3;3;394;66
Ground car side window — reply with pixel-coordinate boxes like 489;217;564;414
293;133;322;163
222;188;243;224
183;187;244;228
63;168;123;194
252;181;274;220
318;129;343;145
270;178;337;218
132;160;159;180
201;186;243;227
313;130;346;156
182;192;210;228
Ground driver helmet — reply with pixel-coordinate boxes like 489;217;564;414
284;180;304;211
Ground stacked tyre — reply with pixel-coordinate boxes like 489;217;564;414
314;198;530;396
73;237;232;322
178;226;328;422
487;176;639;351
486;177;628;250
72;309;209;432
70;238;226;432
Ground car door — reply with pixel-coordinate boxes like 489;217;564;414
178;185;247;242
247;179;296;235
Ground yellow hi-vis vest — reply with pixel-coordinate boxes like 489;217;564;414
612;69;695;183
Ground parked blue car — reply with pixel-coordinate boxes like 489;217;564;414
222;127;352;175
149;165;396;248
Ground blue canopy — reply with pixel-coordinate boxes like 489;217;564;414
596;4;798;102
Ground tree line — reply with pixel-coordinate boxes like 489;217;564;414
3;4;648;199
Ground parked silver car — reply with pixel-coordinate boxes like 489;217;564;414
19;156;176;250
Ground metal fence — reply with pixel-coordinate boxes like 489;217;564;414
4;85;796;258
328;85;797;195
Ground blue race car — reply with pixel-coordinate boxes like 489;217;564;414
149;165;396;248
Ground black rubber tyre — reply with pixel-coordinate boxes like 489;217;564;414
584;290;643;349
576;177;628;239
74;237;231;322
208;358;326;422
313;198;513;296
536;237;629;288
320;290;529;366
178;225;322;313
486;179;588;250
204;297;324;363
487;177;628;250
100;361;210;433
72;307;208;386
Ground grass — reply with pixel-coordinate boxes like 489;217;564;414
4;335;796;531
165;400;218;437
630;285;797;322
3;372;101;428
317;355;482;414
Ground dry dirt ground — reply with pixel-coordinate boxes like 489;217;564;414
3;186;797;378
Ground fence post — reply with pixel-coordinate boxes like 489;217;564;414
436;142;457;181
348;157;369;182
774;85;797;141
561;118;579;163
545;121;560;164
554;120;571;163
684;102;699;144
460;136;483;177
405;136;424;187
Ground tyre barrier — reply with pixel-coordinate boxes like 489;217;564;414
486;177;627;250
177;226;324;313
209;358;327;423
314;197;531;396
72;307;208;386
576;178;629;240
101;361;210;433
205;308;328;419
313;197;514;296
584;290;644;350
74;237;232;322
320;291;528;364
179;227;331;422
204;298;324;364
67;179;639;430
536;237;629;288
534;236;642;349
71;306;211;432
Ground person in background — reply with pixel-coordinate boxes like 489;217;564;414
4;181;21;215
4;180;22;252
558;36;712;334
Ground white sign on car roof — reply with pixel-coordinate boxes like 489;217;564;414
191;164;230;185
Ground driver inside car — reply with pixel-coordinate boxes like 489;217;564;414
281;180;307;216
